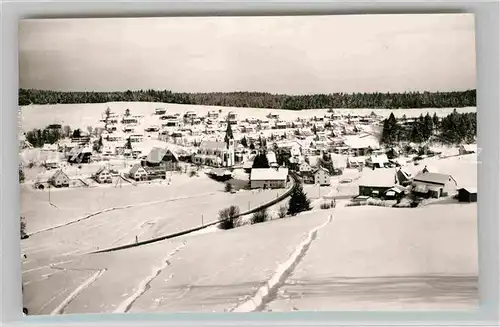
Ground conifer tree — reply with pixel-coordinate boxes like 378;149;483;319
288;185;312;216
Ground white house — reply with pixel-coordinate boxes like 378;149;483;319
314;167;331;186
129;164;148;181
366;154;389;168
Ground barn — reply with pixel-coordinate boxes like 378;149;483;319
457;187;477;203
412;172;458;198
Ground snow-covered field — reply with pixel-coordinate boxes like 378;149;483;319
20;102;477;132
266;205;478;311
20;102;478;314
22;202;477;314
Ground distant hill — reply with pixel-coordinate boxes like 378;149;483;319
19;89;476;110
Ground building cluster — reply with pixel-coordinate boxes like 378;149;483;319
22;106;477;203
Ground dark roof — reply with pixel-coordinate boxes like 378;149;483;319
459;187;477;194
413;172;457;185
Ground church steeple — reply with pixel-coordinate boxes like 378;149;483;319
224;118;233;147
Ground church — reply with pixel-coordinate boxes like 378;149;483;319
192;121;235;167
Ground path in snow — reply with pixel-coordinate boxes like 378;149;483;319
264;205;478;311
114;242;187;313
49;267;107;315
231;213;334;312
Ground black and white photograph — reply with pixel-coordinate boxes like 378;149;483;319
19;14;478;315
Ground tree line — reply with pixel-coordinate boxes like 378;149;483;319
19;88;476;110
381;109;477;145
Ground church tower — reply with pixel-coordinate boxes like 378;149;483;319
224;119;235;167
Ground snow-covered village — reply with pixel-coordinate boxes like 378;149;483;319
18;15;478;315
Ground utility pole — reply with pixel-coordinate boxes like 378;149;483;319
201;214;204;227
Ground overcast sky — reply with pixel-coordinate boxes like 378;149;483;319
18;14;476;94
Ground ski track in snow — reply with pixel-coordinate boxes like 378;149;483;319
113;242;187;313
28;192;218;236
50;268;107;315
230;213;334;313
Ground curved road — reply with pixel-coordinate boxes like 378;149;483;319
93;171;301;253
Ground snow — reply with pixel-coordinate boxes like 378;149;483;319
20;102;477;132
266;205;478;311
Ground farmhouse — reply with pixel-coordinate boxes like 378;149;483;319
48;169;70;188
250;168;289;189
412;172;458;198
129;164;148;181
93;166;113;184
457;187;477;203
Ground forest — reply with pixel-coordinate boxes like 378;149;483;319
381;110;477;145
19;89;476;110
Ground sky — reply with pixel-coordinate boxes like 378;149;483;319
18;14;477;94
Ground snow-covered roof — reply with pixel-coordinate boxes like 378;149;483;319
413;172;456;185
129;164;146;175
266;151;277;164
250;168;288;181
459;187;477;193
200;140;226;150
343;134;380;149
358;169;397;187
461;144;477;152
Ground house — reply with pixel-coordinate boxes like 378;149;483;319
412;172;458;198
43;157;60;170
299;161;312;174
250;168;289;189
93;166;113;184
129;134;144;143
68;146;92;164
459;144;477;155
366;154;389;169
395;167;413;186
357;169;396;197
48;169;70;188
347;156;365;169
129;164;148;181
143;147;180;172
122;117;138;124
313;167;331;186
155;108;167;115
457;187;477;203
